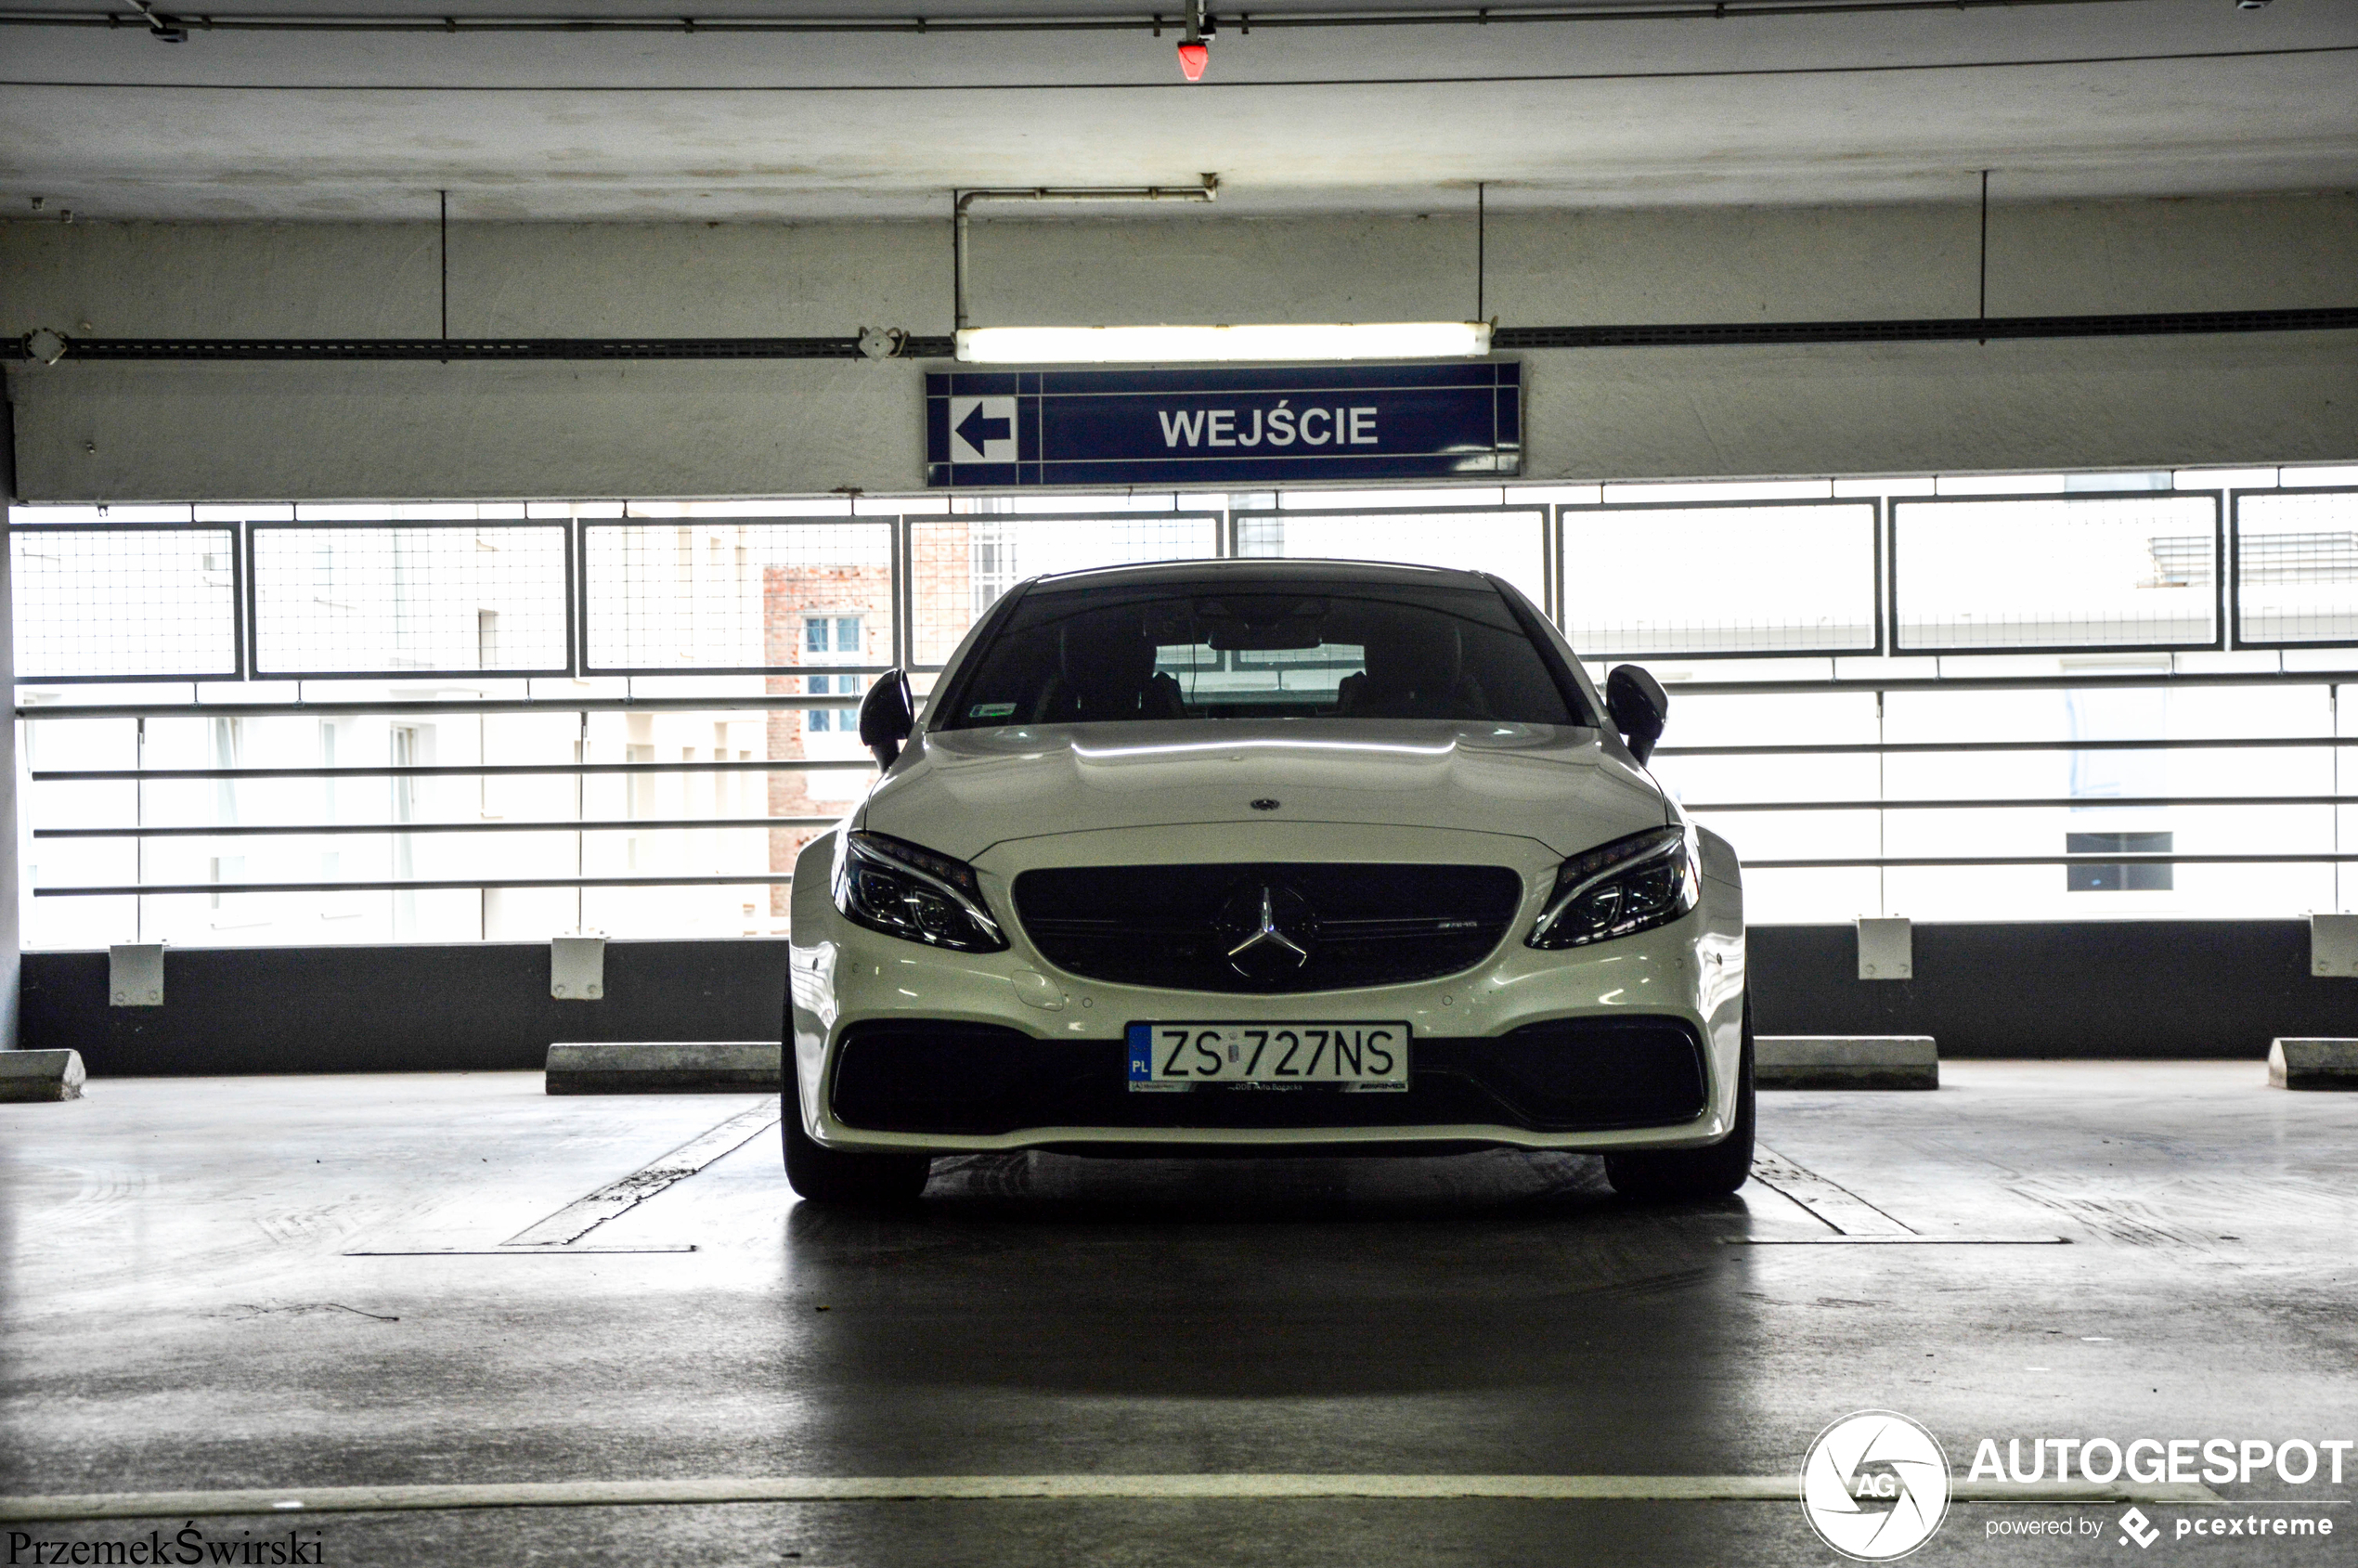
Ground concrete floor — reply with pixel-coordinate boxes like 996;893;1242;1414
2;1062;2353;1565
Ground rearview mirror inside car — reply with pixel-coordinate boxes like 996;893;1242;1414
858;668;916;771
1196;596;1330;652
1205;618;1327;652
1605;664;1669;765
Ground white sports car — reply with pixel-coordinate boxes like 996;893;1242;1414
785;560;1750;1204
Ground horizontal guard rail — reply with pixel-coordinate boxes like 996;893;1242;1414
1742;853;2358;871
16;693;867;719
35;875;797;897
34;816;845;838
32;760;876;781
34;855;2358;898
1683;794;2358;812
1655;736;2358;758
12;673;2347;725
32;797;2358;834
1626;670;2352;697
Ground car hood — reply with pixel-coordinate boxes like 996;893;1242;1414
855;719;1669;862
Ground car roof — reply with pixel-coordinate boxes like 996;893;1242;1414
1025;557;1496;594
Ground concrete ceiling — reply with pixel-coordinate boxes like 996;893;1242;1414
2;0;2354;221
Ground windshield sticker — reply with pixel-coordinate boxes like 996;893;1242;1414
968;702;1018;719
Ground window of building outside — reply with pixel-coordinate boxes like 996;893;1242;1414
206;718;260;929
625;743;656;871
2066;832;2177;892
804;615;863;732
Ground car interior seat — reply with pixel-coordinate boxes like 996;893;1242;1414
1042;624;1186;721
1334;616;1487;719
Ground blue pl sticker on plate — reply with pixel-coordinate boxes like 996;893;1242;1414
1126;1023;1153;1083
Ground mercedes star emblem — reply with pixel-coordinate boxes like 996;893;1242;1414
1213;882;1319;983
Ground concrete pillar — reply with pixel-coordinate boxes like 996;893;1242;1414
0;448;18;1051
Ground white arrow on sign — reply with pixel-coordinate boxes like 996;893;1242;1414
950;395;1018;462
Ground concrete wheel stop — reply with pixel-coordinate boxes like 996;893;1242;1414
0;1050;88;1103
1756;1036;1939;1090
546;1042;783;1095
2268;1038;2358;1091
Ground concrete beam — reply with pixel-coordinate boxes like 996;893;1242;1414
9;197;2358;500
545;1041;782;1095
1757;1036;1938;1091
0;1049;85;1103
2268;1038;2358;1092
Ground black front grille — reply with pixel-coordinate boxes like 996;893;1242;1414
1012;862;1525;994
829;1016;1708;1136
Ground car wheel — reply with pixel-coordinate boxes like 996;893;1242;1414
783;1076;932;1207
1603;999;1755;1202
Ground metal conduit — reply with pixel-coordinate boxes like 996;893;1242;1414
18;308;2357;365
0;0;2166;41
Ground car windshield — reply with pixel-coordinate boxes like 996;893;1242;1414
940;578;1584;727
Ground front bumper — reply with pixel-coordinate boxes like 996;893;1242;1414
787;822;1745;1155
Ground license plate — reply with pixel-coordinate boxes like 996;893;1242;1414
1126;1022;1410;1092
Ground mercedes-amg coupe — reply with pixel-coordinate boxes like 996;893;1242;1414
784;559;1750;1204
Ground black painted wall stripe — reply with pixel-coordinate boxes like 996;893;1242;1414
21;921;2347;1076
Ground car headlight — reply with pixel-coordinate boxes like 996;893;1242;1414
832;830;1008;952
1527;824;1700;950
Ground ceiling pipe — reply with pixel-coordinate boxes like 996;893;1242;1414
0;0;2167;37
15;307;2358;364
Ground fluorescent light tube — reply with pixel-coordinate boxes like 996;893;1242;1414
953;321;1493;364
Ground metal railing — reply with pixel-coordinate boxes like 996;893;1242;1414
14;492;2356;922
24;705;875;901
22;683;2352;895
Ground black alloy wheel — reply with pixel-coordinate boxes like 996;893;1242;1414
783;1067;933;1206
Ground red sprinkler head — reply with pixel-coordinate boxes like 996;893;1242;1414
1176;41;1208;81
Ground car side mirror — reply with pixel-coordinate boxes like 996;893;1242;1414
1605;664;1669;765
857;668;915;771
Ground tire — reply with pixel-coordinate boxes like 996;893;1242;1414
783;1076;932;1207
1603;1000;1756;1202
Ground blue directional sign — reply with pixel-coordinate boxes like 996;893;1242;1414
926;361;1520;487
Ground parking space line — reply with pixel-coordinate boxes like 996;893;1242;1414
0;1474;2226;1523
